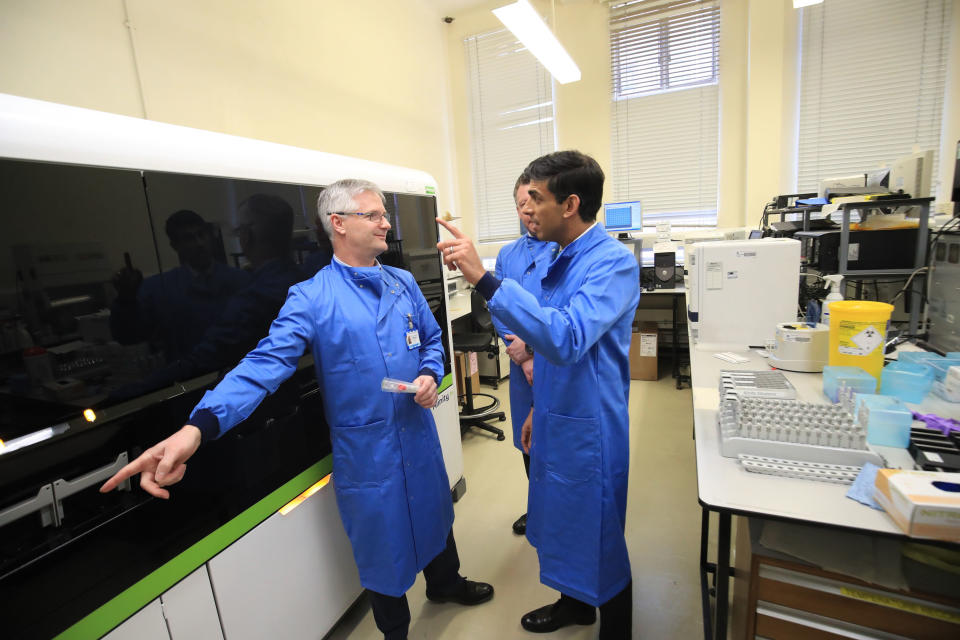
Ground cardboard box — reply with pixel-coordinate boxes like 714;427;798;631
454;350;480;397
874;469;960;542
629;321;659;381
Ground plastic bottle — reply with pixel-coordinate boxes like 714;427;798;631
819;274;844;326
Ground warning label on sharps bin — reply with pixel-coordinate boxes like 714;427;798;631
837;321;884;356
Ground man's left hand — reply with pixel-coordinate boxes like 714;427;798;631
436;218;486;284
413;374;438;409
504;334;530;365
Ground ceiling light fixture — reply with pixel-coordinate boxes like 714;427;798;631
793;0;824;8
492;0;581;84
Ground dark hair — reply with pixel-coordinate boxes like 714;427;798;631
513;172;530;200
524;151;604;222
239;194;294;254
165;209;207;242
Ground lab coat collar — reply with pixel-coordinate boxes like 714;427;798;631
557;222;602;259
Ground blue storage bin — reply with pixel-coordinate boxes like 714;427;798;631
898;351;943;365
880;361;934;403
855;393;913;448
925;358;960;382
822;365;877;402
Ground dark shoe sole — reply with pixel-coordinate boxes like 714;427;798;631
520;616;596;633
426;590;494;606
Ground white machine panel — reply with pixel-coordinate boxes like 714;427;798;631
208;477;362;640
102;599;169;640
432;384;463;490
160;566;224;640
687;239;800;350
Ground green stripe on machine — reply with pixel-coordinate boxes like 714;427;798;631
55;457;333;640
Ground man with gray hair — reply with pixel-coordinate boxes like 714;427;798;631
102;178;494;640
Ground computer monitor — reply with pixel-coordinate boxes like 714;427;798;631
888;149;933;198
603;200;643;233
748;229;763;239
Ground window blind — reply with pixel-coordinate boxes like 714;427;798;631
609;0;719;228
464;28;557;243
797;0;951;195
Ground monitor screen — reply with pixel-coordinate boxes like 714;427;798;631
748;229;763;239
603;200;643;231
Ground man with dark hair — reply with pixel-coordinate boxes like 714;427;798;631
438;150;639;638
115;194;308;396
111;208;249;360
492;173;557;535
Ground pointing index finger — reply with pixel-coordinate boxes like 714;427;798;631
435;217;464;239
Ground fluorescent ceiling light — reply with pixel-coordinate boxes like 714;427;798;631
493;0;581;84
793;0;823;8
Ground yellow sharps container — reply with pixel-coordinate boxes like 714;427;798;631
827;300;894;389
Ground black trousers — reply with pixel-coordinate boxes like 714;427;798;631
522;452;530;479
560;581;632;640
367;529;461;640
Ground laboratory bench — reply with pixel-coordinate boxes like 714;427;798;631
691;343;960;639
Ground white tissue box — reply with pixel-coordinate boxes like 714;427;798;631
874;469;960;542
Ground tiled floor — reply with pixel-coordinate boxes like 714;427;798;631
328;362;705;639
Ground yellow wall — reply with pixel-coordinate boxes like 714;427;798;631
0;0;459;217
2;0;958;246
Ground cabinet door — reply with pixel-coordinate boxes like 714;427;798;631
102;599;169;640
207;476;362;640
160;566;224;640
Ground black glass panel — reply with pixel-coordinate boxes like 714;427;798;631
0;163;332;638
0;159;159;444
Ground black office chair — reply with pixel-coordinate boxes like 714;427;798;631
452;290;506;441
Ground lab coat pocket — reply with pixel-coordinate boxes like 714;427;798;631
331;419;394;487
543;412;600;482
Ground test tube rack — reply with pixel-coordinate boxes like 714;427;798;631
718;395;885;468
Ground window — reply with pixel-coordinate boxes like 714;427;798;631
609;0;719;228
464;28;557;243
797;0;951;195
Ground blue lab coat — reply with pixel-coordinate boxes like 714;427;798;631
190;258;453;597
111;263;251;359
492;233;558;450
487;224;640;606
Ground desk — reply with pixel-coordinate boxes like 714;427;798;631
640;286;688;388
692;344;959;639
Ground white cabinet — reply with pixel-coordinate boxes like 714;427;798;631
207;478;362;640
102;599;168;640
432;383;464;491
161;566;224;640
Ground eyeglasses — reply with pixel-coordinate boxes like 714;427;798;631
329;211;390;224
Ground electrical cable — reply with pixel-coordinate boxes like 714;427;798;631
887;265;929;304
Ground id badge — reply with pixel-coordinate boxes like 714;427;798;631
406;329;421;350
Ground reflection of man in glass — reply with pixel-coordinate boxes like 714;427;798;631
110;209;249;360
113;195;307;396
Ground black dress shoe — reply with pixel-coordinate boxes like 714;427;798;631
512;513;527;535
521;600;596;633
426;578;494;606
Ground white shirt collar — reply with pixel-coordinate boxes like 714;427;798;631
557;222;598;256
334;254;380;269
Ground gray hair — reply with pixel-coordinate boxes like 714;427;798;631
316;178;385;239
